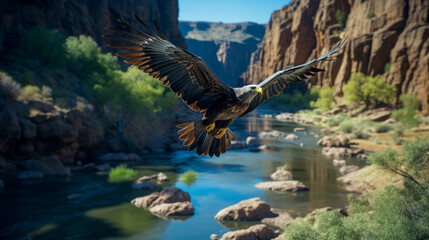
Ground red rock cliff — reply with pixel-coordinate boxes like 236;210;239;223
243;0;429;111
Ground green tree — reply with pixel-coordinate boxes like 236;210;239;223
310;86;336;111
15;26;66;67
94;67;177;134
343;72;396;108
65;35;119;77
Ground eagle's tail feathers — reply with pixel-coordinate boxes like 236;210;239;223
177;121;234;157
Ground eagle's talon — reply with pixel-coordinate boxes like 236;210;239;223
215;128;227;139
205;123;215;132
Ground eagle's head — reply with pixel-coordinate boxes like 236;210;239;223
237;85;263;103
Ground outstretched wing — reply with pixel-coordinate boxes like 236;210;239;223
104;15;233;113
241;38;348;117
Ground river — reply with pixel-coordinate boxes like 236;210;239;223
0;114;365;240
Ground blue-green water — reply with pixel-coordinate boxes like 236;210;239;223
0;116;365;240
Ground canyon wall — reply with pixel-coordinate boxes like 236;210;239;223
0;0;186;56
179;21;265;86
243;0;428;110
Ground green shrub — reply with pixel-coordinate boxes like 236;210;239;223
0;72;21;99
108;165;137;182
336;10;347;28
20;85;42;101
351;128;370;139
367;11;375;19
180;170;198;186
326;113;349;127
310;86;336;111
343;72;396;108
20;85;52;102
392;94;421;127
339;121;356;133
369;137;429;186
375;124;392;133
269;89;318;112
384;61;392;72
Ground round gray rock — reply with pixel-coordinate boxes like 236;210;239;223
255;180;309;192
214;198;274;221
270;169;293;181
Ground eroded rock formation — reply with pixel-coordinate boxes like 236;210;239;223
243;0;429;111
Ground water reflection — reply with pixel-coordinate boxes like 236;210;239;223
246;115;273;133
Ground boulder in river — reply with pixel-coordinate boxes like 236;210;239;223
95;163;111;172
317;135;350;147
149;202;194;216
246;136;260;147
255;180;309;192
230;141;247;149
332;159;346;166
261;210;295;228
214;198;274;221
137;172;169;183
98;152;142;162
220;224;279;240
131;187;194;216
285;133;298;140
18;170;44;179
308;207;348;217
339;165;360;175
322;147;364;158
19;155;70;176
293;127;306;132
270;169;293;181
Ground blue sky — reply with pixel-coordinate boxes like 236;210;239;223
178;0;292;24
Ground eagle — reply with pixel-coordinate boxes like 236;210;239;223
104;15;346;157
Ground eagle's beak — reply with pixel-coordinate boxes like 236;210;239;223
252;87;263;95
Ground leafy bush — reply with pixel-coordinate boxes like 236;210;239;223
369;137;429;187
343;72;396;108
392;94;421;127
269;89;318;112
20;85;52;102
15;26;66;67
0;72;21;99
335;10;347;28
108;165;137;182
180;170;198;186
375;124;392;133
326;113;349;127
351;128;370;139
367;11;375;19
339;120;356;133
310;86;336;111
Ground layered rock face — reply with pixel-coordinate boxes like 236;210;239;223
243;0;429;110
0;0;186;54
179;21;265;86
0;99;101;164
